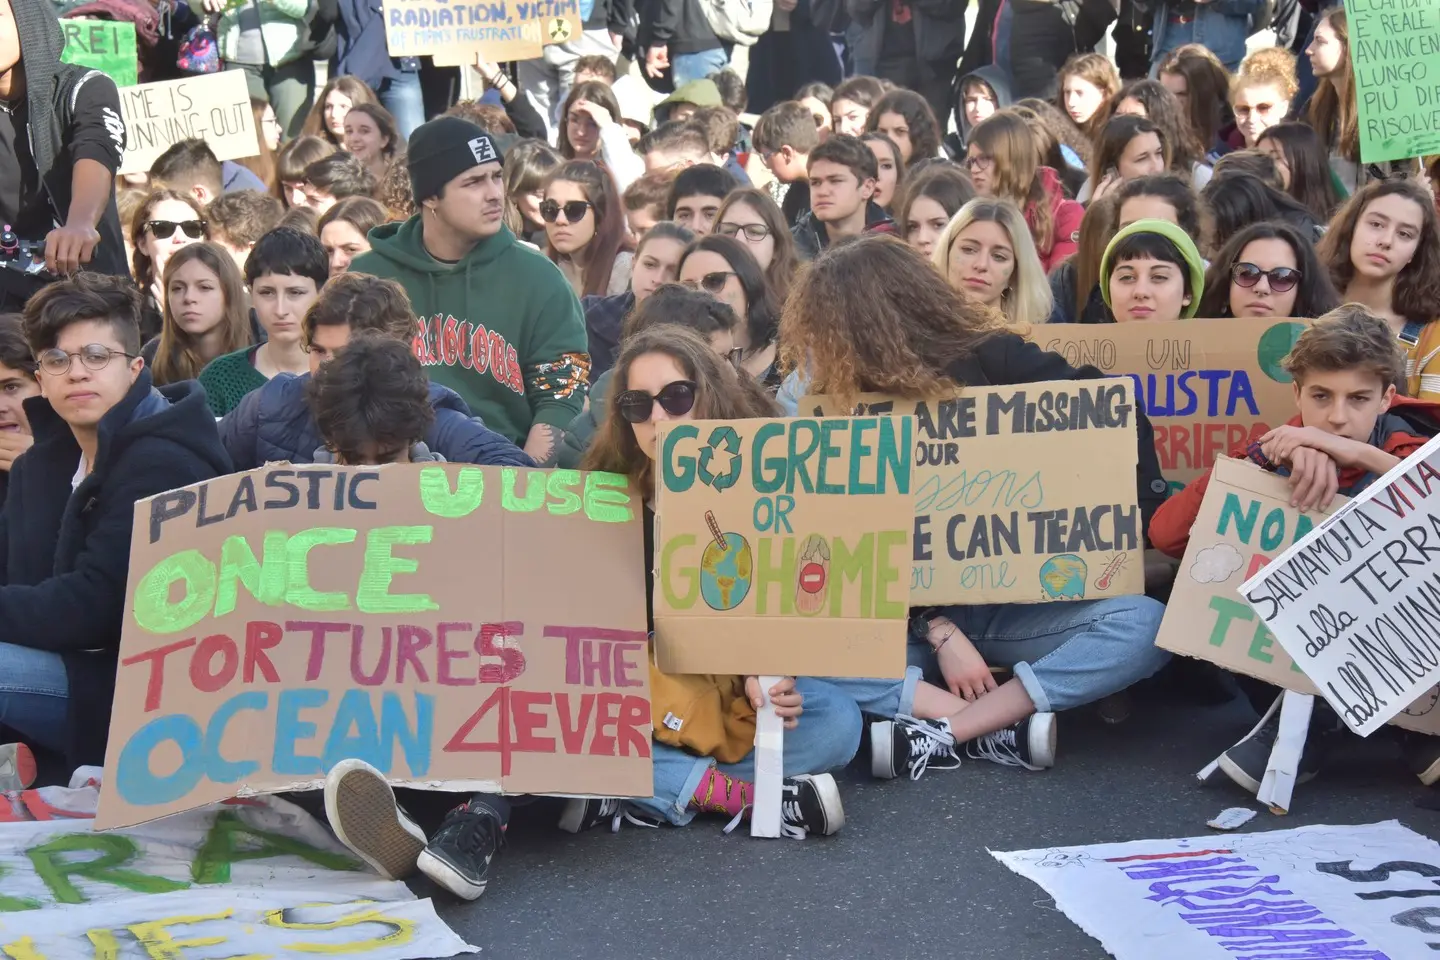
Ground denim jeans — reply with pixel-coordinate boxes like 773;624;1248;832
519;29;621;143
0;642;69;754
633;677;861;826
379;70;426;140
671;47;730;87
931;597;1169;713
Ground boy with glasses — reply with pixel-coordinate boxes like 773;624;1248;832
0;274;229;789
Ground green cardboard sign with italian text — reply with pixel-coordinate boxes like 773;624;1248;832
1346;0;1440;163
61;19;138;88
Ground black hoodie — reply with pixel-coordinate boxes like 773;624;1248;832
0;371;231;766
0;0;127;290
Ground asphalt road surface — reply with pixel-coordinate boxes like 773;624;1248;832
419;685;1440;960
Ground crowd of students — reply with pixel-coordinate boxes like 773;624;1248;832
0;0;1438;915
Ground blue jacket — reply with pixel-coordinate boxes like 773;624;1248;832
1;373;231;766
1151;0;1261;70
218;373;535;471
334;0;409;88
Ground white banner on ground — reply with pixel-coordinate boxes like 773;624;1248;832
1241;433;1440;735
0;794;477;959
994;820;1440;959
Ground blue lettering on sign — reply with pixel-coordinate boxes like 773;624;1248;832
114;689;434;806
1126;370;1260;418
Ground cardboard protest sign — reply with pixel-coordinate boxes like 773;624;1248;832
808;380;1144;606
652;416;912;678
1346;0;1440;163
1159;457;1440;735
117;71;256;175
1242;435;1440;735
384;0;581;65
97;464;652;830
1034;319;1308;489
60;19;138;88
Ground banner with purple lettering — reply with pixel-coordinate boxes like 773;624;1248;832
1242;433;1440;736
96;464;653;830
995;820;1440;959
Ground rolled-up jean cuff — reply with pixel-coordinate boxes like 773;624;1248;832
1011;661;1053;714
821;665;921;719
668;757;712;826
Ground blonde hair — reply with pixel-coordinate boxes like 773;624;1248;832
1231;47;1298;103
934;198;1053;329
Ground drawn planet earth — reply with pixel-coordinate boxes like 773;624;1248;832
1257;321;1308;383
701;532;753;611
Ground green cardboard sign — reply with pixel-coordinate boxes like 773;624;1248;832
60;19;138;89
1347;0;1440;163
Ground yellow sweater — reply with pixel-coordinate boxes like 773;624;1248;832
1400;320;1440;402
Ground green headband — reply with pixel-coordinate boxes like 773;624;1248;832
1099;217;1206;320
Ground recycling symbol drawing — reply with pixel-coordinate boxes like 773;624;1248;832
696;425;742;491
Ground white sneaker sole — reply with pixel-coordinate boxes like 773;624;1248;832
869;721;899;779
1217;752;1262;796
323;760;426;881
796;773;845;836
1027;713;1058;769
417;847;488;901
1418;755;1440;787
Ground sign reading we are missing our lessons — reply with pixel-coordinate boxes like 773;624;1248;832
808;379;1144;607
1242;435;1440;736
653;417;913;679
99;463;653;829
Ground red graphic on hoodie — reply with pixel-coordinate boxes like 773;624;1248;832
414;313;524;396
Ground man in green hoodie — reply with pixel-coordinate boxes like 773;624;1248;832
350;117;589;465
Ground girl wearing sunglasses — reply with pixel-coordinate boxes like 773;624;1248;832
541;160;635;298
130;189;208;341
713;189;801;304
677;235;781;391
147;243;254;387
1317;178;1440;400
575;325;853;838
1197;222;1339;320
780;234;1170;774
561;284;739;468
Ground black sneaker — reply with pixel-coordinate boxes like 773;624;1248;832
323;759;427;881
965;714;1057;770
1217;706;1337;795
869;715;961;780
557;797;658;833
780;773;844;838
416;798;508;901
1400;732;1440;787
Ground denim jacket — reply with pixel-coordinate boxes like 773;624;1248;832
1150;0;1261;70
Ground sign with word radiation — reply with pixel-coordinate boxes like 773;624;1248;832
1034;318;1308;489
117;71;257;175
61;19;138;88
97;464;652;830
653;417;912;678
808;380;1144;606
1346;0;1440;162
384;0;582;64
995;821;1440;960
1160;457;1440;734
1243;434;1440;735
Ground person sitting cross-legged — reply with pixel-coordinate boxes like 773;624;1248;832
0;274;230;789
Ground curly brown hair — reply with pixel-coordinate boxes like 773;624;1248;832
582;325;778;495
778;234;1005;409
376;155;416;221
1315;178;1440;325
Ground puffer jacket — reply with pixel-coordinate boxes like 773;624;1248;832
218;372;534;471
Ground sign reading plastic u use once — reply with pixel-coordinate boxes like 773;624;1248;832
653;417;913;679
97;464;653;830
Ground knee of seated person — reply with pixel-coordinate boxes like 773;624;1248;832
793;678;863;766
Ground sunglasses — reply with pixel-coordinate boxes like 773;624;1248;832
1231;262;1301;292
682;271;737;294
539;199;593;224
146;219;206;240
715;222;772;241
617;380;697;423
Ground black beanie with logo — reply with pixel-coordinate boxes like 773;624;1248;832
407;117;506;203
